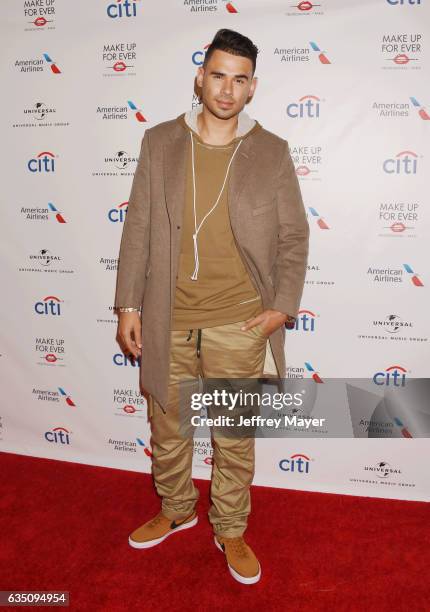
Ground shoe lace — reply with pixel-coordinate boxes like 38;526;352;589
226;537;249;558
148;513;164;527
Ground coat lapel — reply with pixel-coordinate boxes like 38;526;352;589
163;129;189;224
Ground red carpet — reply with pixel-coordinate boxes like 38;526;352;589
0;451;428;611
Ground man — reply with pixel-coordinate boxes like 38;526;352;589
114;29;309;585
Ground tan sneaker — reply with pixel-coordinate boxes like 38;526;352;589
214;535;261;585
128;511;197;549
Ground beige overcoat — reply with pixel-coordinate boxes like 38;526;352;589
114;115;310;409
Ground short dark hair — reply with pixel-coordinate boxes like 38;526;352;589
203;29;259;75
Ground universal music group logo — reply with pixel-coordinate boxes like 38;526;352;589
349;460;415;489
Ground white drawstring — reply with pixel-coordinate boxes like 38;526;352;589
189;131;243;281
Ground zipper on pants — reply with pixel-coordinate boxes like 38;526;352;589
196;328;202;357
186;328;202;357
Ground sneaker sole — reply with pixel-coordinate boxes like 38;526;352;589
128;516;198;549
214;536;261;585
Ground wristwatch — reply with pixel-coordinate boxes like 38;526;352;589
117;307;141;313
284;314;296;330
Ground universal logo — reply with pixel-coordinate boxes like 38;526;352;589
304;263;335;287
375;315;413;334
357;315;427;344
91;151;139;177
349;460;415;488
19;249;73;277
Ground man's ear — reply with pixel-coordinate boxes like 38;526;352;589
196;66;204;88
247;76;258;102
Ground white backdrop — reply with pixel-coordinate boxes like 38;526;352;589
1;0;429;502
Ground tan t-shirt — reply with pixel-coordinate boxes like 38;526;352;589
172;114;264;330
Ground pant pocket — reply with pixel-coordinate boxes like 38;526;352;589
254;322;269;339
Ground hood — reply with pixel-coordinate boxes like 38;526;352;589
176;102;261;143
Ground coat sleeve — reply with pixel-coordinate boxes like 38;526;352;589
114;129;151;309
272;139;310;319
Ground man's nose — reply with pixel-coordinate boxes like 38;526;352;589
221;79;233;96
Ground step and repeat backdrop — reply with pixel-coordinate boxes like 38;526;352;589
1;0;429;502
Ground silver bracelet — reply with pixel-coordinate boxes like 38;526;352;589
117;307;141;313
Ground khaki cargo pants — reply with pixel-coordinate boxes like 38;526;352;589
147;319;268;538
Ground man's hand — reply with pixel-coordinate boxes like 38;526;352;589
240;309;289;337
118;311;142;359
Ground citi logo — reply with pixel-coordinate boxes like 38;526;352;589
409;97;430;120
45;426;71;445
48;202;67;223
43;53;61;74
113;352;140;366
28;151;56;173
192;44;210;66
292;309;317;332
287;95;321;119
108;201;128;223
373;365;408;386
308;207;329;229
127;100;146;122
107;0;139;18
304;362;324;383
34;296;63;316
136;438;152;457
386;0;421;4
383;150;419;174
279;453;312;473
